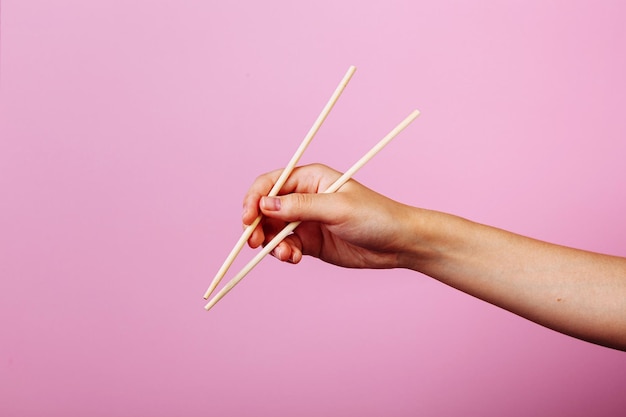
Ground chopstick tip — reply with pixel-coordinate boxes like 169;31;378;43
204;300;216;311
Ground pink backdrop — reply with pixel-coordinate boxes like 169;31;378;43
1;1;625;415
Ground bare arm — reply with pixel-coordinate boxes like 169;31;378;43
402;209;626;350
244;164;626;350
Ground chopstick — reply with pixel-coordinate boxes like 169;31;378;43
203;66;357;300
204;109;421;311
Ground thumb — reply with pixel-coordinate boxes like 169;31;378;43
260;193;344;224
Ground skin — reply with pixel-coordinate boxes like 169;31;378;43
243;164;626;351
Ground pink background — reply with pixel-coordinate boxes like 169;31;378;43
1;1;625;415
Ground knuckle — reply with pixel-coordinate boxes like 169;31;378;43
308;162;331;175
308;162;326;170
286;193;311;218
294;193;309;209
254;173;273;188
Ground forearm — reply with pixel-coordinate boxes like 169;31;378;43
400;208;626;350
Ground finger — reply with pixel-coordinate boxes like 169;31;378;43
277;163;342;196
270;240;291;262
247;221;265;249
250;214;285;249
260;191;351;225
243;164;343;224
265;234;302;264
242;170;282;225
282;234;304;264
258;217;302;263
243;164;344;248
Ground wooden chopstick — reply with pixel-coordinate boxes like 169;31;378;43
203;66;357;300
204;109;421;311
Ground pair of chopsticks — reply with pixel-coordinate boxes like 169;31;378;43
203;66;420;311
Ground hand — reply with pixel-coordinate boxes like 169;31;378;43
242;163;416;269
241;164;626;350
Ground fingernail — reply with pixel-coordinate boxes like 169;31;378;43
289;250;301;264
272;246;283;259
261;196;281;211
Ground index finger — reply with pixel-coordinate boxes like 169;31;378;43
242;168;283;226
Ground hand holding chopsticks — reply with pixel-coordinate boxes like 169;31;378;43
204;109;420;311
202;66;357;300
204;66;420;311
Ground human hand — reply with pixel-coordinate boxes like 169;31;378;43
242;163;418;269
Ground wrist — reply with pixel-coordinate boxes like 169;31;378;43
396;207;465;272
